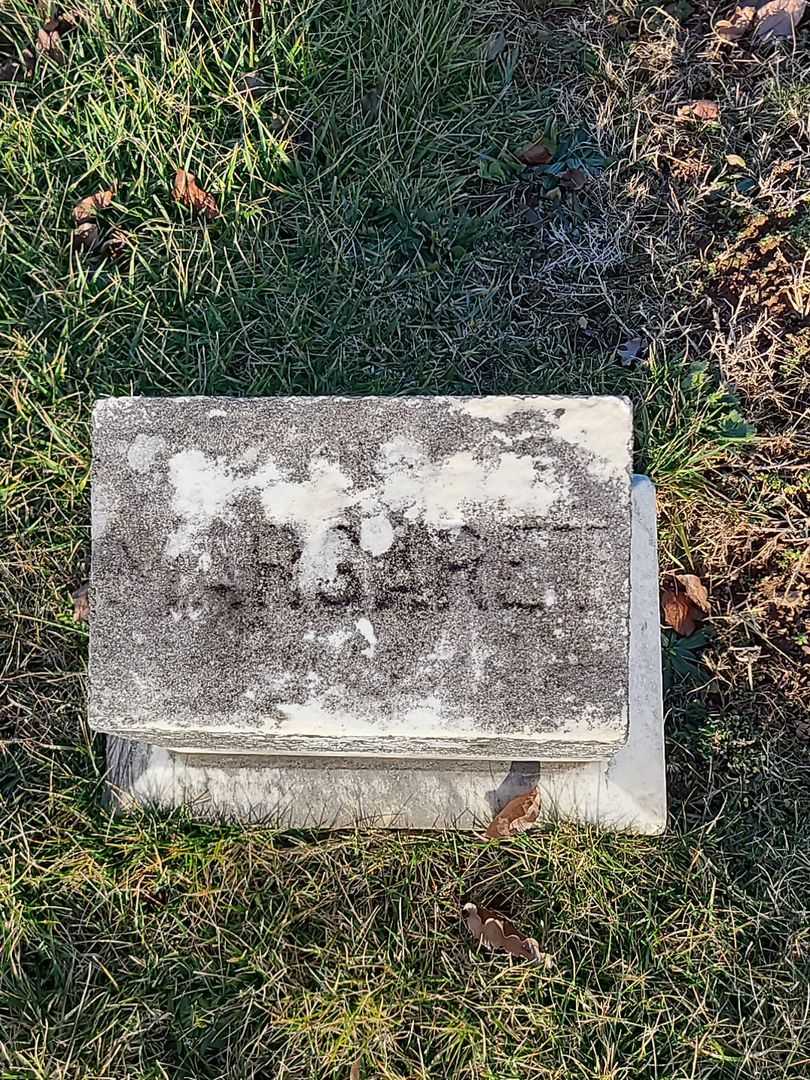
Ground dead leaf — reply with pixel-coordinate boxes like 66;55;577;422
559;167;586;191
37;11;80;59
249;0;262;38
172;170;220;221
661;573;709;636
72;582;89;621
617;337;644;365
716;0;806;42
72;221;100;254
99;227;129;262
676;99;720;122
677;573;710;614
661;589;697;636
0;59;22;82
349;1063;360;1080
0;49;35;82
517;140;553;166
484;788;541;838
726;153;747;168
462;903;550;965
73;184;116;225
715;3;758;41
239;70;268;100
37;25;61;56
753;0;807;40
484;30;507;61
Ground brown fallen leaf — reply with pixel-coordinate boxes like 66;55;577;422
517;140;553;166
349;1062;360;1080
559;167;586;191
677;573;710;615
676;99;720;122
73;184;117;225
98;227;129;262
37;25;61;56
72;221;100;254
661;589;697;636
483;787;541;838
753;0;807;40
715;3;758;41
0;49;36;82
462;903;550;965
661;572;709;636
173;169;220;221
37;11;81;59
72;582;89;621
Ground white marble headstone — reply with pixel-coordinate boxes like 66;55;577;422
90;395;633;760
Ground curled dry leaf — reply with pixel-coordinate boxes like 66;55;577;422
173;170;220;221
37;24;62;57
661;589;697;636
676;99;719;122
72;221;100;254
517;140;553;166
677;573;710;614
37;10;81;59
715;3;758;41
462;903;550;965
0;49;36;82
716;0;806;42
73;184;116;224
72;582;90;622
754;0;807;40
559;167;586;191
2;9;80;79
661;572;709;636
99;227;129;262
484;787;541;838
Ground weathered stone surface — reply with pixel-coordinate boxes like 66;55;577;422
90;395;633;759
106;478;664;831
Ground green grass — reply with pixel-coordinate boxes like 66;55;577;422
2;0;809;1077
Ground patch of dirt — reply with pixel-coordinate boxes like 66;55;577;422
711;211;810;326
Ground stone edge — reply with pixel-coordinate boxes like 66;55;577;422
91;393;633;762
105;475;666;834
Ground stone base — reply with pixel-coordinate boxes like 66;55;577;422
106;476;665;833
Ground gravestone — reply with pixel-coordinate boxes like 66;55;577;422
91;396;665;831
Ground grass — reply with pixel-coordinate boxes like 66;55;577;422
1;0;809;1076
